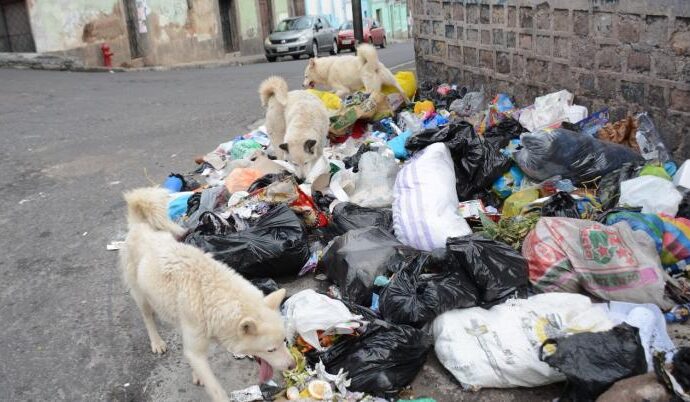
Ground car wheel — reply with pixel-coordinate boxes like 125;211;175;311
368;37;373;45
267;56;277;62
309;41;318;58
330;40;338;55
380;36;387;48
291;55;301;60
350;46;356;52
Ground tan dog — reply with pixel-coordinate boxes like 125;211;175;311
121;187;295;402
259;76;329;179
302;43;407;100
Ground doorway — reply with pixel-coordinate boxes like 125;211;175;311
122;0;142;58
258;0;273;40
0;0;35;52
218;0;239;52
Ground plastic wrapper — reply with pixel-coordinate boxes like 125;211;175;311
636;113;671;163
618;175;683;216
540;323;647;402
392;142;472;251
446;234;529;305
523;217;674;309
449;91;485;117
306;319;432;394
597;162;644;211
349;151;399;208
541;191;580;218
379;253;479;327
185;204;309;278
225;168;264;193
330;202;393;236
405;122;511;201
433;293;613;389
319;227;417;306
381;70;417;100
246;172;292;193
515;128;643;184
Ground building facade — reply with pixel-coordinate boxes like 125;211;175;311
412;0;690;160
0;0;302;67
304;0;410;38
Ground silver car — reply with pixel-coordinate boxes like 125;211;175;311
264;15;338;62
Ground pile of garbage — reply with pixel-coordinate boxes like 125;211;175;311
157;74;690;401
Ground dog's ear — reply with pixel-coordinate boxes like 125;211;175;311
308;58;316;68
239;317;257;336
279;143;289;153
303;139;317;154
264;288;286;310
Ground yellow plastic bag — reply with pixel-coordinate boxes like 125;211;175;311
382;70;417;100
307;89;342;110
502;188;540;218
413;100;435;115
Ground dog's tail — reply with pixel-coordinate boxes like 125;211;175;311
259;76;289;107
356;43;379;67
124;187;186;237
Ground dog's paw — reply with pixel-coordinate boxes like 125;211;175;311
150;338;167;354
192;371;204;386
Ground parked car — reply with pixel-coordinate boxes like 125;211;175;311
264;15;338;62
337;19;387;51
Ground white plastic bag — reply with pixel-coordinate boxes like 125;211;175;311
393;143;472;251
618;175;682;216
432;293;613;390
350;151;399;208
282;289;362;351
519;90;588;131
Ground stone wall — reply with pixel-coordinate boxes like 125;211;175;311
412;0;690;159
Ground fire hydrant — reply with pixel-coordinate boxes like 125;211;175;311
101;43;113;68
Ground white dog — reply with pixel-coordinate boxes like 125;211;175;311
259;76;329;179
121;187;295;402
302;43;407;100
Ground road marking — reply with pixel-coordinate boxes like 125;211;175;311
390;60;416;71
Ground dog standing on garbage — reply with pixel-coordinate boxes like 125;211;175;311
121;187;295;402
302;43;407;100
259;76;329;179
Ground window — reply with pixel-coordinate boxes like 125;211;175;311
340;21;353;30
275;16;312;32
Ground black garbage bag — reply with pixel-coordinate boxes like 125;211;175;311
672;347;690;391
406;122;511;201
246;172;292;193
185;204;309;278
597;162;645;211
319;227;417;306
677;189;690;220
330;202;393;236
379;252;479;327
186;192;202;216
194;211;235;236
541;191;580;219
250;278;280;296
516;128;644;184
312;191;336;212
540;323;647;402
483;118;525;149
446;234;529;305
306;319;432;394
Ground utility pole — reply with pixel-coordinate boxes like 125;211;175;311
352;0;364;44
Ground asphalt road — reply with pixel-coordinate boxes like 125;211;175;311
1;41;688;402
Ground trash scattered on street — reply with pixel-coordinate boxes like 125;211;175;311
135;72;690;400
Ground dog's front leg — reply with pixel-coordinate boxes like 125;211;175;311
182;326;228;402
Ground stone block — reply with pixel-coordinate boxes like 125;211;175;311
594;12;614;38
554;36;569;58
670;89;690;113
493;29;505;46
480;50;494;69
618;14;641;44
492;5;505;24
621;81;644;103
464;46;478;66
551;62;570;86
480;5;490;24
647;85;666;109
467;28;479;42
554;9;569;32
434;21;444;36
653;51;677;80
597;45;621;72
506;32;516;48
482;30;491;45
446;25;456;39
467;4;479;24
453;3;465;22
526;58;548;82
571;38;596;68
536;35;552;56
627;50;650;73
520;7;534;29
520;33;533;50
497;51;510;74
574;11;589;37
507;6;517;28
671;30;690;56
578;73;596;95
597;75;619;98
643;16;668;47
536;2;551;30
